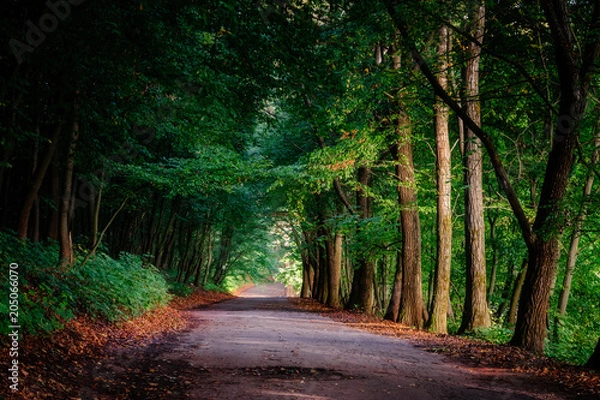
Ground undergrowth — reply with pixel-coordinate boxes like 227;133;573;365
0;232;171;336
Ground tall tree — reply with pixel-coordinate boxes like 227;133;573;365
427;24;453;334
394;100;426;328
384;0;600;353
458;0;491;334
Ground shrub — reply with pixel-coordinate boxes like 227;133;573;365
0;232;171;335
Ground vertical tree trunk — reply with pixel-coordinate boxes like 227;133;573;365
59;98;79;267
395;109;426;328
17;125;62;239
346;167;375;312
428;24;453;334
212;224;234;285
48;152;60;240
327;232;343;308
557;133;599;315
384;254;402;322
508;258;528;325
487;214;499;299
458;1;491;334
90;171;104;251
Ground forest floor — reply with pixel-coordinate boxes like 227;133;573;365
1;284;598;399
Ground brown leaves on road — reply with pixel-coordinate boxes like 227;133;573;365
289;297;600;398
0;289;233;399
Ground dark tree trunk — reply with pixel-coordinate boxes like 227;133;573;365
17;125;62;239
59;99;79;267
327;232;343;308
384;254;402;322
346;167;374;312
557;132;599;315
212;225;234;285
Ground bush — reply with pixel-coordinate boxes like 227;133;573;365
70;252;171;322
0;233;74;335
0;232;171;335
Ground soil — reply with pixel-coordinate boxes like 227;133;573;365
78;284;591;400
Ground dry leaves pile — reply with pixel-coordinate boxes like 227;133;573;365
0;289;233;399
289;297;600;398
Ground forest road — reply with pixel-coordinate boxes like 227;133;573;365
88;284;572;400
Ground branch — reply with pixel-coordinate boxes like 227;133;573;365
315;135;355;215
80;194;131;267
430;13;559;115
333;178;355;215
384;0;534;246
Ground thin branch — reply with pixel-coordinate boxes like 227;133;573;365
80;194;131;267
428;11;559;115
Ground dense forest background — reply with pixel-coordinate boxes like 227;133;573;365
1;0;599;367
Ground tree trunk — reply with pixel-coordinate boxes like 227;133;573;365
384;0;600;354
458;1;491;334
557;133;599;315
395;108;426;328
48;152;60;240
508;258;528;325
327;232;343;308
384;253;402;322
428;24;453;334
212;224;234;285
59;99;79;267
17;125;62;239
346;167;375;312
90;171;104;251
487;214;499;299
496;261;518;319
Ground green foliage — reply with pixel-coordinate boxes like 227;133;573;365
547;318;599;365
0;232;74;335
0;233;171;335
464;325;514;345
275;261;303;293
70;252;171;322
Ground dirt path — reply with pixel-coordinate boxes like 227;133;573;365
86;284;575;399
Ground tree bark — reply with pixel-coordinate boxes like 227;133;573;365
511;0;600;354
212;224;234;285
458;0;491;334
395;108;426;328
384;0;600;353
428;24;453;334
327;232;343;308
508;258;528;325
